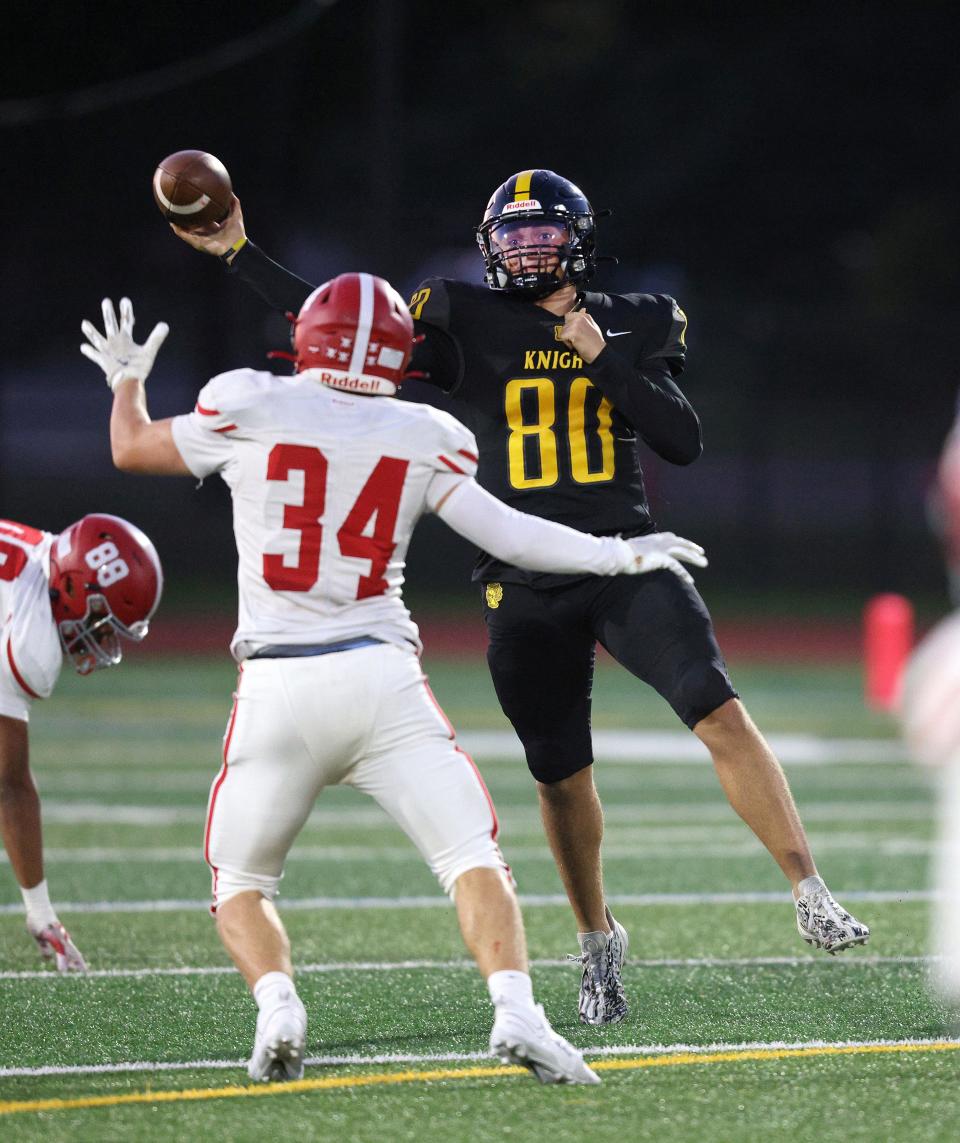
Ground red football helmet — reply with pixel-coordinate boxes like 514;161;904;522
293;272;414;397
48;514;163;675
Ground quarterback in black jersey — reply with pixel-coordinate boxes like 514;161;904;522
170;168;870;1025
405;275;696;587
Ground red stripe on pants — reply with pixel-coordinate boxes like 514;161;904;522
204;667;243;911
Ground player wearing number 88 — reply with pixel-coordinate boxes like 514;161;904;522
48;514;162;674
0;514;161;973
82;282;706;1084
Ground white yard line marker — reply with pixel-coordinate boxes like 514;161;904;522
0;835;935;865
36;799;934;827
460;731;908;764
37;731;907;776
0;954;935;983
0;887;936;917
0;1035;954;1080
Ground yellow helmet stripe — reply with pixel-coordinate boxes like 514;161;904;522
513;170;535;201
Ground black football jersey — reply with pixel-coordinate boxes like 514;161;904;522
408;278;699;586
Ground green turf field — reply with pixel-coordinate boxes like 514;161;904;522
1;652;958;1141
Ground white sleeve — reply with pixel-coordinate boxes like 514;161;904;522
0;690;30;721
431;476;636;575
0;560;63;718
426;413;479;481
170;412;234;479
170;371;258;479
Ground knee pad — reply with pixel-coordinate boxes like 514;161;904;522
210;864;281;912
674;659;738;729
521;732;594;784
428;830;512;897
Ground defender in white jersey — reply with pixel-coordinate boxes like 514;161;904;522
81;283;705;1084
901;402;960;1015
0;513;162;972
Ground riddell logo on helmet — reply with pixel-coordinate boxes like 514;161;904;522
321;371;374;391
503;199;542;213
318;370;393;394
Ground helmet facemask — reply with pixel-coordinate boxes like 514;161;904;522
48;514;162;676
56;593;147;675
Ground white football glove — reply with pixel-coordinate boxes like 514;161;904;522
625;532;707;585
81;296;169;391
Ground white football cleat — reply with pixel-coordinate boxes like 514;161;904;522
490;1003;600;1085
28;921;88;973
795;876;870;954
247;998;307;1082
569;909;629;1025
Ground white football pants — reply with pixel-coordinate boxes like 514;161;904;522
933;761;960;1002
203;643;506;909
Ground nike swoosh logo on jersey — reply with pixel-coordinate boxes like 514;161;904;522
606;329;632;338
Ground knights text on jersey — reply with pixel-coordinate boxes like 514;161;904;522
170;369;479;660
0;520;62;721
409;278;690;585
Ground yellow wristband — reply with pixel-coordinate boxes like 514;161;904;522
221;235;248;264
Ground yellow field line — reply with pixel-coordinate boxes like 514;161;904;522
2;1041;958;1116
596;1040;960;1071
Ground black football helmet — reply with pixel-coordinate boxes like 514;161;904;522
476;169;598;299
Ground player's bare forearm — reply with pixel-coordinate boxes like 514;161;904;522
0;715;44;887
110;379;191;476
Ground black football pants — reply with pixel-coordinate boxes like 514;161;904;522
481;570;738;783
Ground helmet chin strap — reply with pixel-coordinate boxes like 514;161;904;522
495;260;573;300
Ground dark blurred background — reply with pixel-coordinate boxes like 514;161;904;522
2;1;958;625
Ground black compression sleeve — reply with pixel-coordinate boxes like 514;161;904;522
589;345;702;465
408;320;462;394
225;242;315;314
222;245;463;397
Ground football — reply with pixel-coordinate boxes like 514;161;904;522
152;150;232;230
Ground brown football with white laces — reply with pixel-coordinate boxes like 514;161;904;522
152;150;232;230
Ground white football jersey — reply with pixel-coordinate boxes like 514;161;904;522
0;520;63;721
171;369;479;660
